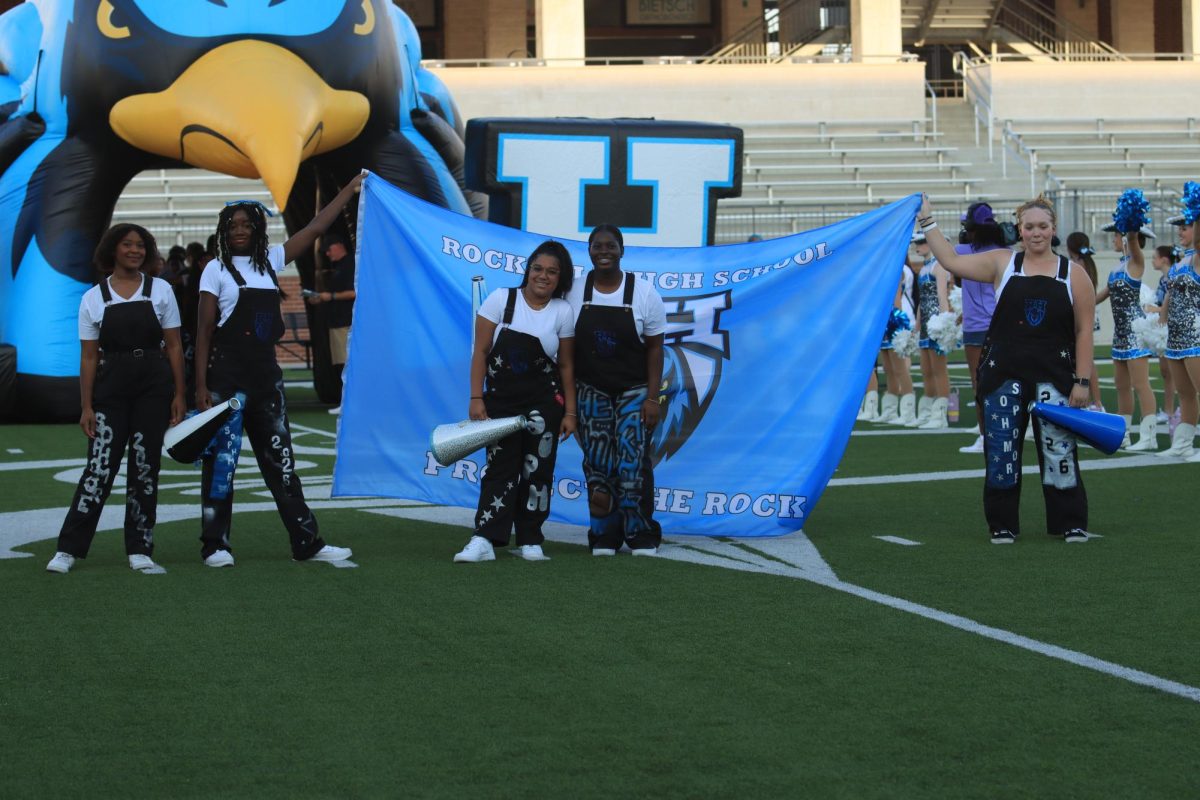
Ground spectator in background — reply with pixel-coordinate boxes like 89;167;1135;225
305;233;356;415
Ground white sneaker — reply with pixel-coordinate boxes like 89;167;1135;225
631;547;659;557
305;544;353;562
453;535;495;563
46;552;75;574
959;435;985;454
511;544;550;561
129;554;166;574
204;550;235;568
1156;410;1169;424
328;405;342;415
591;548;617;557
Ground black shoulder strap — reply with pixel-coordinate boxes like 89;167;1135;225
223;260;247;287
503;287;517;325
98;278;112;304
141;275;153;298
583;271;595;304
1013;252;1025;274
1057;255;1070;281
622;273;636;306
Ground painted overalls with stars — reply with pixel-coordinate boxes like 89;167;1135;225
200;259;324;561
474;288;565;547
574;272;662;552
57;277;173;560
976;252;1087;537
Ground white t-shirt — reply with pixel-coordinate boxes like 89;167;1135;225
477;288;575;362
199;244;286;326
78;275;181;340
565;272;667;340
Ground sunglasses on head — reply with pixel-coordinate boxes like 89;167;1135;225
224;199;274;217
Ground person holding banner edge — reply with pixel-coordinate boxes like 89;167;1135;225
454;240;577;563
920;194;1095;544
193;175;363;567
568;224;667;556
46;225;187;574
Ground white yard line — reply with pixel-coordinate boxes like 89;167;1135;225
830;453;1174;487
369;504;1200;705
874;535;922;546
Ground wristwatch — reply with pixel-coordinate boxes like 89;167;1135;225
1073;377;1090;388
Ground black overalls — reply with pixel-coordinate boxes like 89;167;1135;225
474;288;565;546
57;277;172;558
574;272;662;552
976;252;1087;536
200;260;324;560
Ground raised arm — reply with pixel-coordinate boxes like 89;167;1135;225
283;172;365;265
1124;232;1145;279
918;195;1009;284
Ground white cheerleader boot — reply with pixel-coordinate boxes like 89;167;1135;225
856;391;879;422
906;396;932;428
1156;422;1195;458
919;397;949;429
895;393;918;426
1124;415;1158;452
876;393;900;423
1118;415;1133;450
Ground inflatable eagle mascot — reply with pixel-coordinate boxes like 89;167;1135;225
0;0;480;419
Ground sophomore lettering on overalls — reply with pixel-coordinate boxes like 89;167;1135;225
195;176;363;568
455;240;577;563
976;251;1087;540
47;225;186;575
569;225;667;557
920;194;1095;544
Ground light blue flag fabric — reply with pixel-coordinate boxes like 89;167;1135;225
334;173;920;537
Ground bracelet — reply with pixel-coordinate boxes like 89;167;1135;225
470;396;483;399
564;412;577;417
918;216;933;226
921;220;939;232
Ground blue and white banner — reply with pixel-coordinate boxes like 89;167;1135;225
334;174;920;537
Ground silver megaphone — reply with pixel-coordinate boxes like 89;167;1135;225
430;415;527;467
164;395;244;464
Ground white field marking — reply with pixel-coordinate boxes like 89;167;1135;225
289;421;337;437
0;458;83;472
875;535;922;546
852;427;972;437
829;453;1170;487
6;448;23;454
367;504;1200;705
0;498;423;560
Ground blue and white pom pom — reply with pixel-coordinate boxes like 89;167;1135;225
1131;315;1168;356
927;311;961;354
891;327;920;358
1139;283;1157;308
1182;181;1200;225
1112;188;1151;234
948;285;963;315
884;308;912;341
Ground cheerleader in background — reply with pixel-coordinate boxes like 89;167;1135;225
877;258;918;425
909;232;952;429
1144;245;1179;427
1093;224;1158;450
956;203;1010;453
1065;233;1105;411
1157;194;1200;460
856;365;880;422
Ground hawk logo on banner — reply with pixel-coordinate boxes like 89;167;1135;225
653;291;732;466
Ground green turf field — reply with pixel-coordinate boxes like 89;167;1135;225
2;355;1198;799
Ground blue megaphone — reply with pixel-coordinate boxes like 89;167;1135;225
1032;402;1127;455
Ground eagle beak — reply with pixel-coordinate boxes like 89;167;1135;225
109;41;369;210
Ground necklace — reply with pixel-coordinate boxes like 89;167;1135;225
522;288;550;310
